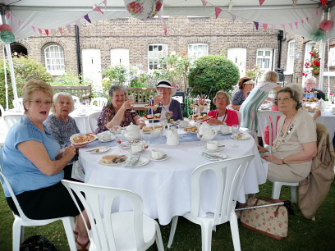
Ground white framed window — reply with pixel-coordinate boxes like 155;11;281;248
256;48;273;72
188;44;208;58
148;44;168;70
110;48;129;66
44;45;65;75
286;40;295;74
328;45;335;67
227;48;247;77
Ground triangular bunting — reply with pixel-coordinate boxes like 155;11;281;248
316;10;319;16
215;7;222;19
66;24;71;33
311;14;314;19
242;18;247;25
263;23;268;32
7;13;10;19
93;5;104;14
32;26;36;33
320;0;327;7
289;23;293;30
281;24;285;31
58;27;63;36
306;17;309;22
254;21;259;30
295;21;298;29
103;0;107;11
38;28;43;35
12;16;15;21
271;24;276;31
45;29;49;36
301;19;304;25
229;13;236;23
75;19;81;27
84;14;91;23
259;0;265;6
18;20;21;26
201;0;207;7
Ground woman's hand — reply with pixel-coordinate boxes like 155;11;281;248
207;118;223;125
313;110;321;120
262;153;282;165
73;142;89;149
257;145;268;153
153;95;162;105
120;99;133;111
63;145;77;159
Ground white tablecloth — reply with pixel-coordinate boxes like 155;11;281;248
79;127;265;225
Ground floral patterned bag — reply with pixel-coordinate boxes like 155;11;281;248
240;198;292;240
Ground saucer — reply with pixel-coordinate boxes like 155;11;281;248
148;153;169;161
128;148;146;154
231;134;251;140
203;145;223;152
98;138;114;143
86;146;110;154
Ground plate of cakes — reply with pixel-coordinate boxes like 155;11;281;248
98;154;130;166
142;125;164;134
184;126;198;134
70;133;97;145
144;104;159;108
188;114;211;121
143;113;162;120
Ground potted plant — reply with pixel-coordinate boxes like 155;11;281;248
310;47;319;58
302;58;320;76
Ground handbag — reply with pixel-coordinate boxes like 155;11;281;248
20;235;58;251
240;198;292;240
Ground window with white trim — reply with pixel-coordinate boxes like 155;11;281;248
328;45;335;67
44;45;65;75
286;40;295;73
148;44;168;70
256;48;273;72
188;44;208;58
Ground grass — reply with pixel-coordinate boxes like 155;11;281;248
0;180;334;251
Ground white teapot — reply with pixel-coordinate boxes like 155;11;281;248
124;123;141;141
197;122;217;141
166;128;179;145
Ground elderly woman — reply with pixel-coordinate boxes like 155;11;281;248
207;90;239;126
258;84;317;182
1;80;90;250
95;85;145;134
44;92;88;180
148;80;183;121
240;71;282;131
231;77;255;110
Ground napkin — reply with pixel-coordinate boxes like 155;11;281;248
202;152;224;160
125;155;141;167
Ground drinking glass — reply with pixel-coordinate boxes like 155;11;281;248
128;95;135;112
231;124;239;148
157;91;163;106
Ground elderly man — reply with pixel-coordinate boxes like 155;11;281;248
304;76;325;100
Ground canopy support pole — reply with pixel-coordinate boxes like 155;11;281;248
3;46;8;110
1;9;18;100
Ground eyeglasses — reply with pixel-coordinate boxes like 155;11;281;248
216;98;227;101
275;97;292;102
30;100;53;106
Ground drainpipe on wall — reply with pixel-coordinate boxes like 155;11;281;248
75;25;82;82
277;30;285;68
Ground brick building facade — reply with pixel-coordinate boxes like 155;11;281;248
5;16;335;93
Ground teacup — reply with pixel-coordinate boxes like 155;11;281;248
113;125;122;134
151;148;164;159
220;125;231;134
99;132;111;141
207;141;218;151
131;142;143;153
179;120;189;127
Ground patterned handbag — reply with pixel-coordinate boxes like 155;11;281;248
240;198;290;240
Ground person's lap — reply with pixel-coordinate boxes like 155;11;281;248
267;162;311;183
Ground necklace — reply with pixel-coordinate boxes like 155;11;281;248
216;109;227;123
272;112;297;150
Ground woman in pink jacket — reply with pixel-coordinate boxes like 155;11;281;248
207;90;239;126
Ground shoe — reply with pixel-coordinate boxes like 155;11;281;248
76;239;90;251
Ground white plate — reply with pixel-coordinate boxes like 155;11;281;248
127;148;146;154
203;146;223;152
148;153;169;162
98;155;130;166
97;134;116;142
202;152;227;161
70;133;97;145
128;157;150;167
230;134;251;140
87;146;110;154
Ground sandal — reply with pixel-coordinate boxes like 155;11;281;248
76;239;90;251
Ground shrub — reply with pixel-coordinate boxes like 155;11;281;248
188;55;240;103
102;65;128;85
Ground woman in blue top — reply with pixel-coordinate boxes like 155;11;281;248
1;80;90;250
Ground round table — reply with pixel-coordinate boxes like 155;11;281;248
79;125;265;225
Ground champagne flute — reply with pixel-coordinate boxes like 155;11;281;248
231;124;239;148
157;91;163;107
128;94;135;112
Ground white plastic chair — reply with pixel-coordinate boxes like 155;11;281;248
12;98;24;112
88;111;101;133
270;180;298;204
61;180;164;251
168;154;254;251
0;171;77;251
90;97;107;108
235;110;241;125
4;114;24;130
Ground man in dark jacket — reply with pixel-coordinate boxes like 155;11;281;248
304;76;325;100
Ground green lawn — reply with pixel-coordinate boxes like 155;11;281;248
0;180;334;251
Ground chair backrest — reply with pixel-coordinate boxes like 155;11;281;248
189;154;254;224
62;180;146;251
235;110;242;125
0;104;4;123
258;111;283;148
12;98;24;112
88;111;101;133
4;115;24;130
90;97;107;108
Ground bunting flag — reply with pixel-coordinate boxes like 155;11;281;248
93;5;104;14
295;21;298;29
320;0;327;7
242;18;247;25
306;17;309;22
75;19;81;27
18;20;21;26
84;14;91;23
102;0;107;11
301;19;304;26
281;24;285;31
201;0;207;7
58;27;63;36
259;0;265;6
289;23;293;30
12;16;15;22
316;10;319;16
45;29;49;36
38;28;42;35
2;6;6;15
229;13;236;23
66;24;71;33
254;21;259;30
263;23;268;32
215;7;222;19
311;14;314;19
158;14;167;36
7;13;10;19
271;24;276;31
32;26;36;33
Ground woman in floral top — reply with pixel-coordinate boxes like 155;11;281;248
95;85;145;134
